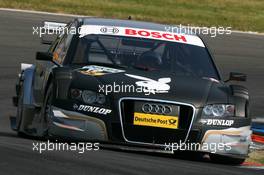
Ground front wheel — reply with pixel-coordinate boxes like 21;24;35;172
16;82;27;137
39;84;53;138
210;154;245;165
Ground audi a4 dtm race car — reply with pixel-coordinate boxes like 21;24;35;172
11;18;251;164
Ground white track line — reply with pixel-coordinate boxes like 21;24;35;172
240;166;264;170
232;30;264;36
0;7;263;36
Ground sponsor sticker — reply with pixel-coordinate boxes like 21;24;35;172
200;119;234;126
78;65;124;76
133;112;178;129
125;74;171;94
73;104;112;115
79;25;205;47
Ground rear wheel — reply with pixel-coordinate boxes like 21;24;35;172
210;154;245;165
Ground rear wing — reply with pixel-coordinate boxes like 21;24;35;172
41;21;67;45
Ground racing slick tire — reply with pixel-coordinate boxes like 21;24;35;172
15;81;28;138
40;83;53;138
16;82;27;137
210;154;245;165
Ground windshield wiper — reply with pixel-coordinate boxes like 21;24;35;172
132;65;153;71
75;62;127;69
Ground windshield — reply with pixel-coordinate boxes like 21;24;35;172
72;35;219;79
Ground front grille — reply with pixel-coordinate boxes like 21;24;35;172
119;98;194;145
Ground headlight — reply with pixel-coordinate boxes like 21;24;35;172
96;93;106;104
70;89;106;105
202;104;234;117
82;90;97;104
70;89;82;99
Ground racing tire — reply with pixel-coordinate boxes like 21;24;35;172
16;82;27;137
210;154;245;165
40;83;53;138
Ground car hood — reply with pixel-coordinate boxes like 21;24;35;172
71;68;230;108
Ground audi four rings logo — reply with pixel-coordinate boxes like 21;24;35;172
100;27;119;34
142;103;172;115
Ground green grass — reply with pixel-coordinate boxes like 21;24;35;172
0;0;263;32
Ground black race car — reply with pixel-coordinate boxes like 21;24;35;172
11;18;252;164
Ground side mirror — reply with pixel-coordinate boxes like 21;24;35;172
225;72;247;82
36;52;53;61
41;21;67;45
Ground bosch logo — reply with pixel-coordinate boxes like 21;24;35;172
100;27;119;34
125;28;187;43
142;103;172;115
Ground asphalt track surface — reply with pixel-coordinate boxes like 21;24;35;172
0;9;263;175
